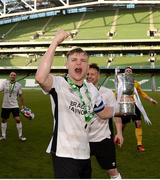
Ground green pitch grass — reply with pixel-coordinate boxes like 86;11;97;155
0;90;160;178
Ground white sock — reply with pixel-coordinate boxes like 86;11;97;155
1;122;7;138
16;122;22;137
111;173;122;179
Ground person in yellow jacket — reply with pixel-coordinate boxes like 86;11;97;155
121;67;157;152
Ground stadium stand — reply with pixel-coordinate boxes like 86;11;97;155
0;1;160;90
1;2;160;179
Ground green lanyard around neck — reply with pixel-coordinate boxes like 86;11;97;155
67;76;94;122
9;81;15;97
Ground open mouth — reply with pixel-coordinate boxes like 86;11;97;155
75;68;82;74
87;78;92;83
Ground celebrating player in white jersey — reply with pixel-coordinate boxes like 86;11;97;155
35;29;113;179
0;72;26;141
87;63;123;179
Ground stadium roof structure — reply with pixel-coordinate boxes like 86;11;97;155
0;0;160;19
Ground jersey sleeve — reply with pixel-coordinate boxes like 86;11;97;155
102;88;116;107
0;80;5;91
42;75;62;95
93;100;105;113
135;81;148;98
52;76;65;90
87;82;105;113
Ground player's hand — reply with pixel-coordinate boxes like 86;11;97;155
150;98;158;105
53;30;71;45
114;134;123;147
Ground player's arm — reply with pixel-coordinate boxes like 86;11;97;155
35;30;70;92
143;94;158;104
113;117;124;147
18;94;24;109
136;82;158;104
96;106;114;120
93;88;115;120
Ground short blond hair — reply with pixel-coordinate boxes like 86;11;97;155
66;47;89;59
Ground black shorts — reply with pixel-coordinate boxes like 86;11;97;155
121;105;142;124
1;108;19;119
89;138;117;170
51;154;91;179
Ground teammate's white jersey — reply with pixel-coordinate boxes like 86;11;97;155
0;80;22;108
45;76;105;159
89;86;116;142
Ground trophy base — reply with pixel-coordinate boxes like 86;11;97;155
119;102;135;116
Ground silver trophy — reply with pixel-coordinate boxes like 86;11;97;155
117;73;135;116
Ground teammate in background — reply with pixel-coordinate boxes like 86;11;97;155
121;67;158;152
0;72;26;141
87;63;123;179
35;30;113;179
